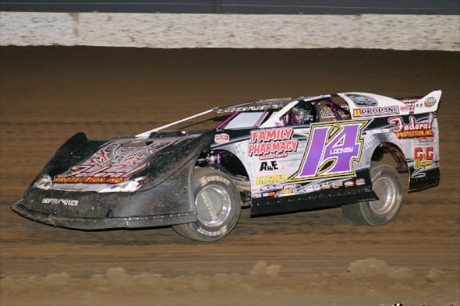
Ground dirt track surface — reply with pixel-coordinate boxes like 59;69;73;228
0;47;459;306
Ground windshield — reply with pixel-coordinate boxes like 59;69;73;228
219;110;288;130
219;111;264;129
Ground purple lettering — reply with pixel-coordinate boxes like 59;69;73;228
290;121;367;181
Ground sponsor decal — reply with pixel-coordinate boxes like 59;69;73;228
352;105;399;117
401;101;416;113
255;174;287;185
331;181;343;188
302;184;321;193
54;140;176;184
259;184;284;193
258;161;285;174
42;198;79;206
424;97;436;107
388;113;434;139
54;176;127;184
279;188;293;195
399;98;419;103
346;94;378;107
221;104;280;113
214;133;230;144
248;127;298;157
290;121;368;181
399;98;425;114
356;178;366;186
259;153;288;160
260;161;278;171
418;136;434;143
399;105;409;112
262;192;276;198
97;176;147;193
34;174;52;190
344;180;355;187
414;146;434;168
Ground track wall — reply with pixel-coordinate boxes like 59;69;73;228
1;2;459;50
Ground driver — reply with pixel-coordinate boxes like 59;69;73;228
293;105;312;124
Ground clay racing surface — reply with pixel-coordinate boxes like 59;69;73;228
0;47;458;306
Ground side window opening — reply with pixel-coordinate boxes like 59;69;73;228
316;98;351;122
281;101;317;126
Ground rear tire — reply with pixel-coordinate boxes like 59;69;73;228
342;162;403;226
173;167;241;241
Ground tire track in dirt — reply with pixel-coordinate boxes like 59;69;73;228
0;47;458;306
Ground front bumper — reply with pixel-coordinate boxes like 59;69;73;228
11;161;198;230
11;199;196;230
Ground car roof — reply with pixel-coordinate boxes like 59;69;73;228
214;92;408;114
214;95;334;113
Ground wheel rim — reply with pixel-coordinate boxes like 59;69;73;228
195;184;232;227
369;177;397;214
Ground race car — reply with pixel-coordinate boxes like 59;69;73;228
12;91;442;241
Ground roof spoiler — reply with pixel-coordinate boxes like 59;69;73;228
416;90;442;113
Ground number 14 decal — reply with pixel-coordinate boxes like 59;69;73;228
289;121;369;181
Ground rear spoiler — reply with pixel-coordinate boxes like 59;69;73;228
397;90;442;114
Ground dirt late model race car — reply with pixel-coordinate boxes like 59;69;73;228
12;91;441;241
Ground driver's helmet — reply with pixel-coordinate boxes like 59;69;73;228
294;106;312;124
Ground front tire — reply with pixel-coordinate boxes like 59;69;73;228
173;167;241;241
342;162;403;226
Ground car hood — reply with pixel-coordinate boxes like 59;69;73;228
33;131;213;193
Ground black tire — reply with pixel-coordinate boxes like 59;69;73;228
173;167;241;241
342;161;403;226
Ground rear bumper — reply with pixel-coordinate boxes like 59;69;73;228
11;199;196;230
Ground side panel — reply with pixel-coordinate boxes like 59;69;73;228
386;112;441;190
213;109;440;216
356;111;440;191
213;121;378;216
343;90;441;191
